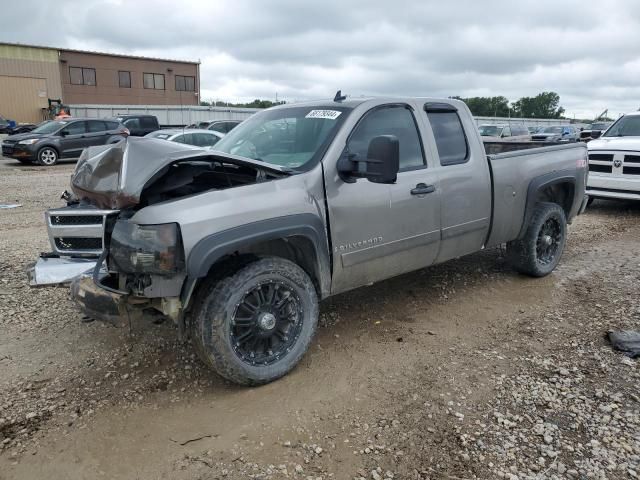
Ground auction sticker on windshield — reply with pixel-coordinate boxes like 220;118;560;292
305;110;342;120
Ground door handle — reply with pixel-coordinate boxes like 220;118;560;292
410;183;436;195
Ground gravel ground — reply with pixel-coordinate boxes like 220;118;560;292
0;156;638;479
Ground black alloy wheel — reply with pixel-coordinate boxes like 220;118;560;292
231;281;304;366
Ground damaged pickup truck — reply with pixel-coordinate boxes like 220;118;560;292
29;96;588;385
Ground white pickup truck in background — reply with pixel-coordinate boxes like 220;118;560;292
587;111;640;202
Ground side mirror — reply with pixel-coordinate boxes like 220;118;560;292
591;131;602;139
337;135;400;184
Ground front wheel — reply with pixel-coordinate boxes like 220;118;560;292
507;202;567;277
190;257;319;386
36;147;58;166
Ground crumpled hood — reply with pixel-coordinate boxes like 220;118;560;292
588;136;640;152
70;137;290;209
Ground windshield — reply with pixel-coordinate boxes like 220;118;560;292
213;105;351;169
604;116;640;137
31;120;67;134
478;125;502;136
541;126;563;134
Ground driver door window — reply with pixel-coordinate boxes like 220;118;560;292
347;105;425;171
60;121;87;136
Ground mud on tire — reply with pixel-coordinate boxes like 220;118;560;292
507;202;567;277
190;257;319;386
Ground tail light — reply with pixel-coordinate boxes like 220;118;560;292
119;127;130;137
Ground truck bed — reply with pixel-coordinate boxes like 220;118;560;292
485;142;588;248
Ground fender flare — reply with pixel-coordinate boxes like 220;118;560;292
186;213;331;297
519;169;577;239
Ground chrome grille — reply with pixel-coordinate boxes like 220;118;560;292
46;206;118;256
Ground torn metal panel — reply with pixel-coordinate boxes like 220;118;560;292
27;256;104;286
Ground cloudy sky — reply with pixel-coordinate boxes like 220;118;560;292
2;0;639;118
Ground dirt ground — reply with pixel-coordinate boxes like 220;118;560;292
0;157;638;480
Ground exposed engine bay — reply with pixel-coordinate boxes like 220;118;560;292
140;159;282;206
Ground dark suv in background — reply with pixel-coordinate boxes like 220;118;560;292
109;115;159;136
1;118;128;165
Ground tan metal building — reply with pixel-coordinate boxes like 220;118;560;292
0;42;200;123
0;44;62;123
59;48;199;107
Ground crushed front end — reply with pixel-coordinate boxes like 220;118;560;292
28;137;287;328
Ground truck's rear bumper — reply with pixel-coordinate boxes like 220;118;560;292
27;256;99;286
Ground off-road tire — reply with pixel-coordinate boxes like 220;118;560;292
36;147;58;166
190;257;319;386
507;202;567;277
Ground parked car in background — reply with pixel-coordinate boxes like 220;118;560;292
0;114;37;134
1;118;128;165
478;124;531;141
531;125;579;142
29;96;587;385
186;121;213;129
586;112;640;203
145;128;224;148
579;122;611;142
185;120;242;133
528;126;544;134
207;119;242;134
109;115;159;136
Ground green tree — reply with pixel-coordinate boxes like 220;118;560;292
511;92;565;119
230;99;286;109
451;96;510;117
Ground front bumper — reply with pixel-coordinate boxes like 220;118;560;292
27;256;101;286
70;275;125;325
2;144;36;159
587;173;640;201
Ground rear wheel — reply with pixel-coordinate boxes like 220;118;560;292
36;147;58;166
190;257;319;386
507;202;567;277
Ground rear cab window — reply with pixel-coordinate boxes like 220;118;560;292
424;103;469;166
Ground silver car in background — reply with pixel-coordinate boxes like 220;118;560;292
531;125;579;142
145;128;224;148
478;124;531;142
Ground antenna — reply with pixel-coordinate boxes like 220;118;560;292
333;90;347;102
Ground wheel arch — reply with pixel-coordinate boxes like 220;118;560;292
37;144;60;156
186;214;331;301
518;171;576;239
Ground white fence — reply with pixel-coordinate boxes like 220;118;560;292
69;104;587;129
69;104;260;126
473;115;588;130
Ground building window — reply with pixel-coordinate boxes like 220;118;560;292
118;71;131;88
175;75;195;91
143;73;165;90
70;67;97;86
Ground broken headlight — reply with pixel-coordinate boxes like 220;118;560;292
109;221;184;275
